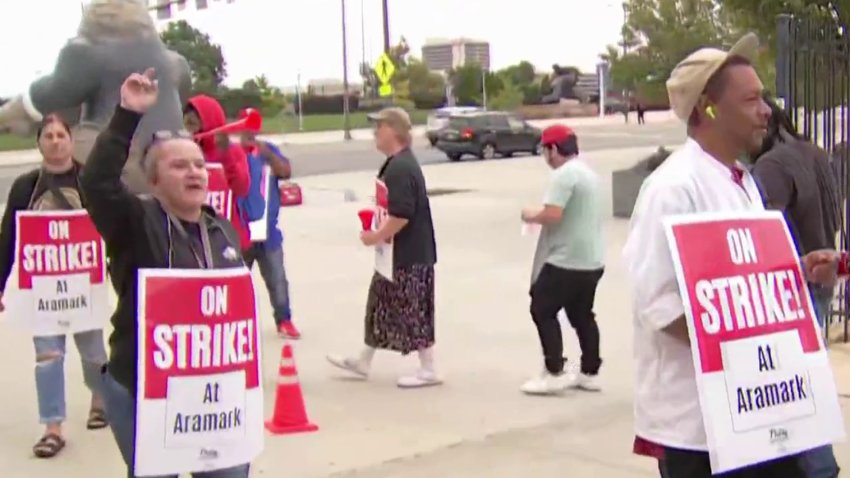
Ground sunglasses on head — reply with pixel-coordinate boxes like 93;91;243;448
142;130;194;157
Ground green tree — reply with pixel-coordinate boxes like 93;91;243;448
489;81;524;111
450;64;485;105
403;58;446;110
161;20;227;93
605;0;733;105
449;64;505;106
244;75;286;117
498;61;536;87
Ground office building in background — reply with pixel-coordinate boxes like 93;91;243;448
146;0;235;20
422;38;491;72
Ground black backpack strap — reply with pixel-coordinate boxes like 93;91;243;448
42;172;75;210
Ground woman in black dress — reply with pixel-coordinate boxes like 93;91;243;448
327;107;440;388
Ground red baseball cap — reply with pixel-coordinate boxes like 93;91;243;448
540;124;576;146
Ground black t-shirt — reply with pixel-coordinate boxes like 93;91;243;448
31;168;82;209
378;148;437;268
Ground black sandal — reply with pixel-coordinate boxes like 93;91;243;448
86;409;108;430
33;433;65;458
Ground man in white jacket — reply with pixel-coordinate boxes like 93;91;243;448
622;33;805;477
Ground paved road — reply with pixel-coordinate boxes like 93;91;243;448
0;122;685;202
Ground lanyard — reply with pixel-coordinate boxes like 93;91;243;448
167;214;214;269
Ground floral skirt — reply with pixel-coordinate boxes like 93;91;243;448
364;264;435;354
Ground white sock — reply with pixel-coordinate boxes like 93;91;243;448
417;347;435;372
359;346;376;366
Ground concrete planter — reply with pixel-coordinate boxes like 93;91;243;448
612;147;672;219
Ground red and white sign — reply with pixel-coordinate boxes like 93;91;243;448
206;163;232;221
665;211;845;473
8;210;108;336
248;165;271;242
374;179;393;281
135;268;263;477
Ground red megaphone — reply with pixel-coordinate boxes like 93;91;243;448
194;108;263;140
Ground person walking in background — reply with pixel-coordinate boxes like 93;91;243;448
748;95;841;478
0;114;108;458
637;102;646;125
519;124;605;396
240;130;300;339
183;95;251;251
326;107;441;388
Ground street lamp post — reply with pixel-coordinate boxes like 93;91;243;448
382;0;390;53
296;73;304;132
341;0;352;140
481;67;488;109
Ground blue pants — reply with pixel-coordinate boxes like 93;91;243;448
800;288;840;478
243;242;292;324
33;330;106;424
100;371;250;478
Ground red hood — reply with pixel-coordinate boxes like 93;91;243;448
186;95;226;155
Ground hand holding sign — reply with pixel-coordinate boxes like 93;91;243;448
120;68;158;114
801;249;840;286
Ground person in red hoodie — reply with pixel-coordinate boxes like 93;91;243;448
183;95;252;250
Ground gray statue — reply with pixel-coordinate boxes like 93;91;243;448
0;0;192;194
541;65;579;104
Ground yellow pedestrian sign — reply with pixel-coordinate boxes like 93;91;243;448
379;83;394;97
374;52;396;85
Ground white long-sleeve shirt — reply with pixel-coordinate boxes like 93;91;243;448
623;138;764;451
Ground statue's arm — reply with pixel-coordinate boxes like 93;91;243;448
12;40;101;123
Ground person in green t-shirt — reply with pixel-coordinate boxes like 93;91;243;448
520;124;605;396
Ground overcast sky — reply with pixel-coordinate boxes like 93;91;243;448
0;0;625;96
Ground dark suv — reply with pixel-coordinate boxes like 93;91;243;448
434;111;542;161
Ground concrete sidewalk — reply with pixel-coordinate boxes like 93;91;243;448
0;143;846;478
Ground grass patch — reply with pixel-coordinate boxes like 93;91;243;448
0;134;37;153
0;110;430;152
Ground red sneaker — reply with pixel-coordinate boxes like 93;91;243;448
278;321;301;340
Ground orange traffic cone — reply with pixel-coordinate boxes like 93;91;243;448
265;344;319;435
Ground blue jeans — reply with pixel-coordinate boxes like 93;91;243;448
243;243;292;324
100;371;251;478
33;329;107;424
800;287;840;477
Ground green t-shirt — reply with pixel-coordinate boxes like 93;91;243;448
531;159;605;282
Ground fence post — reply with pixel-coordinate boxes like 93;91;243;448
775;14;794;112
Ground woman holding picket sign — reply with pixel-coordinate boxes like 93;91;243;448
0;114;109;458
81;69;260;478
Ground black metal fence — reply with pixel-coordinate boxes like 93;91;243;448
776;13;850;342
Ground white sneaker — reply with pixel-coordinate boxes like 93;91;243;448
326;354;369;378
567;372;601;392
397;369;442;388
520;370;568;396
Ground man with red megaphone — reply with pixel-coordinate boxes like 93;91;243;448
183;95;252;251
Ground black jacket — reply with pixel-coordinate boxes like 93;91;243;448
80;106;243;393
0;162;85;292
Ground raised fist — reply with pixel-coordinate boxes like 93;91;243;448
120;68;159;114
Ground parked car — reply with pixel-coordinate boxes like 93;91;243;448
425;106;483;146
434;111;542;161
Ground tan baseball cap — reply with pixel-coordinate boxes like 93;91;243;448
666;33;760;122
367;107;412;132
